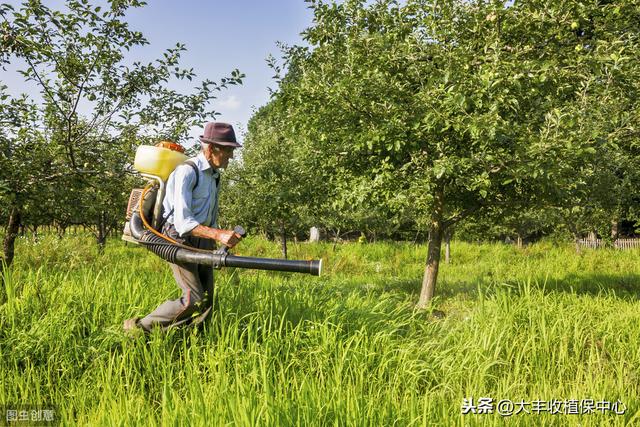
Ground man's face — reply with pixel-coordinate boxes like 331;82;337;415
206;144;235;169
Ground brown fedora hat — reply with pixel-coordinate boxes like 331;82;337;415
199;122;242;147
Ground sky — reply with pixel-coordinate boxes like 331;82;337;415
1;0;315;143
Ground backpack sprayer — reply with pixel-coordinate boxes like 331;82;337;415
122;141;322;276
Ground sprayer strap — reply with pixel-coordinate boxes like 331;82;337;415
184;160;200;189
180;160;220;188
158;160;200;233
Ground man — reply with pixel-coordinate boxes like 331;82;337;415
124;122;243;334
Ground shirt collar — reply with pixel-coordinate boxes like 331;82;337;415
195;151;219;176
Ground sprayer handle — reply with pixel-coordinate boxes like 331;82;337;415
233;225;247;238
220;225;246;254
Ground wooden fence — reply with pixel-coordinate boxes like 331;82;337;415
614;238;640;250
577;238;640;250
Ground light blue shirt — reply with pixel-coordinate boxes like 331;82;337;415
162;152;220;237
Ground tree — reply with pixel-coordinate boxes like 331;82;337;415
0;0;243;263
0;90;42;269
266;0;637;307
223;101;325;257
533;0;640;246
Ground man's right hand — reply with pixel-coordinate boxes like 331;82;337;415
216;228;242;248
190;225;242;248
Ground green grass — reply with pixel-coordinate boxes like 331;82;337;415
1;234;639;426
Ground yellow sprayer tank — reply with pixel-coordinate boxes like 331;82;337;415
133;144;188;181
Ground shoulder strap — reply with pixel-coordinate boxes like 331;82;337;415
183;160;199;190
158;160;201;231
184;160;220;189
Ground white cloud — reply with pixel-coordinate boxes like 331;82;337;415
217;95;241;111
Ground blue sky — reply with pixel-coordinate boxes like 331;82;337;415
1;0;314;142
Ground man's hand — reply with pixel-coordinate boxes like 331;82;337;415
190;225;242;248
216;228;242;248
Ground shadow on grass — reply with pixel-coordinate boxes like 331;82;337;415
333;269;640;305
532;272;640;299
433;272;640;302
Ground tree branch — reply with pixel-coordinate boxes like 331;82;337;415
0;11;66;118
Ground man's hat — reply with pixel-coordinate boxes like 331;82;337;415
199;122;242;147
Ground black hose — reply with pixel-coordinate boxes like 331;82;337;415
128;212;322;275
128;212;177;262
224;255;322;275
140;232;181;263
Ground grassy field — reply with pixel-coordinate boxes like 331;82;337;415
1;234;639;426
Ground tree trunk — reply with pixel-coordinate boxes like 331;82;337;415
57;224;67;239
516;234;523;249
280;220;288;259
611;218;619;241
417;188;444;309
96;211;107;252
2;206;21;270
444;230;451;264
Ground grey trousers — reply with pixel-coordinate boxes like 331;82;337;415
138;225;216;332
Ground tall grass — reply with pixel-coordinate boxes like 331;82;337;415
1;234;639;425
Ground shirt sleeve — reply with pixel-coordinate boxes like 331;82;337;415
171;164;200;236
